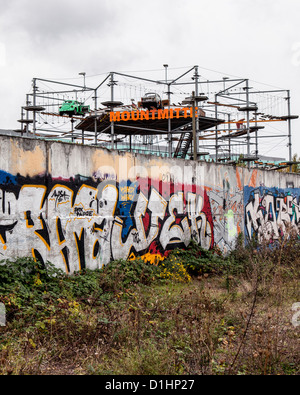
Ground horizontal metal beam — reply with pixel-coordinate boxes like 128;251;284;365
33;89;91;96
35;77;94;91
112;71;165;86
223;89;288;96
31;94;66;102
172;78;245;86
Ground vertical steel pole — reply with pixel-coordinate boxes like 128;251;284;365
26;94;30;136
168;83;172;158
32;78;37;137
246;79;250;156
94;118;97;145
228;113;231;161
245;79;250;169
110;72;115;150
287;90;292;171
71;118;75;143
20;107;24;136
164;65;172;158
192;91;197;161
255;109;258;158
194;66;200;156
215;94;218;162
94;89;98;146
164;64;168;84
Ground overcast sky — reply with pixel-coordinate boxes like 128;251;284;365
0;0;299;159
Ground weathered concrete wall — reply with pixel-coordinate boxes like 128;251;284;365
0;135;299;273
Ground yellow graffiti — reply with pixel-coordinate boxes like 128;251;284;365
120;185;136;201
128;251;165;265
0;234;7;251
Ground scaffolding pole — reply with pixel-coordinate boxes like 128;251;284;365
194;66;200;156
287;90;292;171
110;73;115;150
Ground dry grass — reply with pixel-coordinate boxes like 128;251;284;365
0;236;299;375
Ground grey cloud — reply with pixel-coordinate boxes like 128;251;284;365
0;0;116;44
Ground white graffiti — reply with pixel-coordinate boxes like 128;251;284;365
207;186;243;251
245;191;300;242
0;183;213;273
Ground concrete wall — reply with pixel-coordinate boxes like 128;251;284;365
0;135;299;273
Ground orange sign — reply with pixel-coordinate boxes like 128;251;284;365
110;108;200;122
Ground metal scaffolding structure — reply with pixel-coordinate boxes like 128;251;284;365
17;66;299;170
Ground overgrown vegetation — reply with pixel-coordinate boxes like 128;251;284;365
0;234;299;375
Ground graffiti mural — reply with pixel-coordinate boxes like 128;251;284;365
0;171;214;273
244;186;300;242
1;136;299;276
203;167;244;254
207;182;243;252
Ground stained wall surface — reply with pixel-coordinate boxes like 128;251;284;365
0;135;299;273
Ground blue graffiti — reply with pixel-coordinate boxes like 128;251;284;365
244;186;300;241
117;180;139;239
0;171;17;186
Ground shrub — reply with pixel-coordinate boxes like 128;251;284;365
99;258;161;292
169;241;229;276
157;254;191;283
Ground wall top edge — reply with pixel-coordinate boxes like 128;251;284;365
0;134;299;178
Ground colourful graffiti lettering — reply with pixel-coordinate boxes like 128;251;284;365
244;187;300;242
1;161;298;275
0;174;214;273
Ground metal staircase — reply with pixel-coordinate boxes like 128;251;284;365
174;132;193;159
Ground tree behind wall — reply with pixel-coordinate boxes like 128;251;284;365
291;154;300;173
